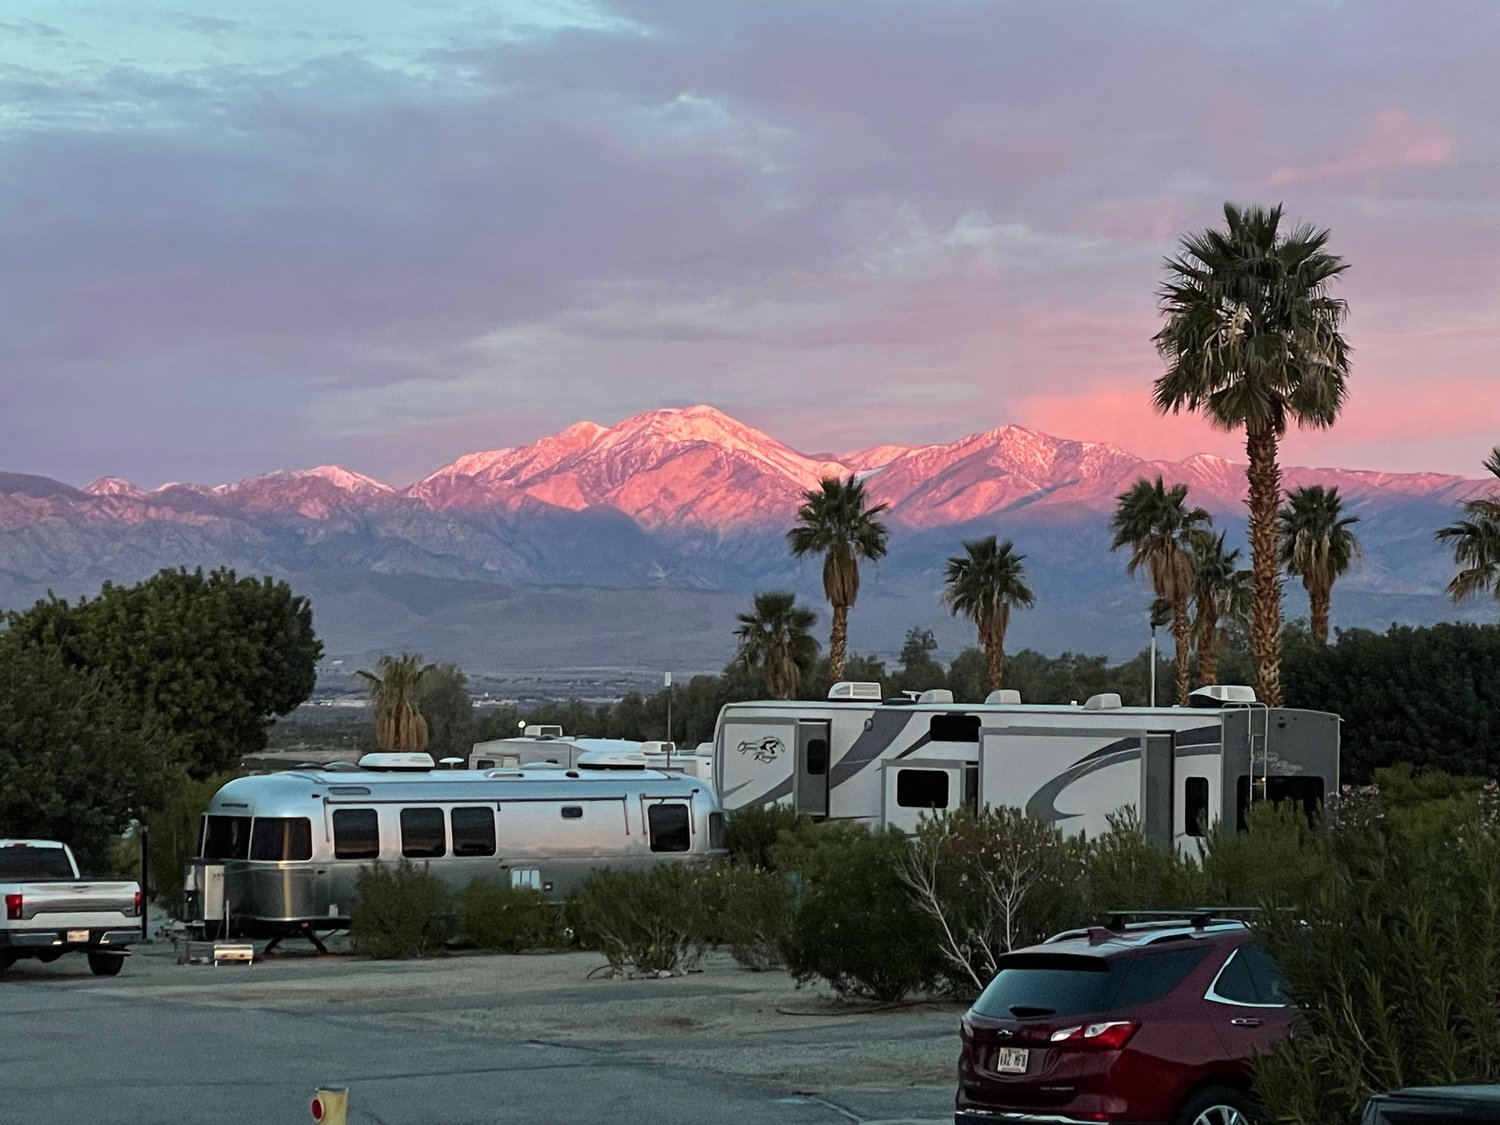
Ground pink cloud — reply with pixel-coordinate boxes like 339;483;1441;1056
1270;107;1453;185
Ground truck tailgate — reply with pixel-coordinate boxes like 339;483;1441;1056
5;881;139;929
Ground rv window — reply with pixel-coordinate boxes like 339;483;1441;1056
805;738;829;776
929;714;980;743
201;815;252;860
450;807;496;857
400;807;447;858
560;806;584;820
897;769;950;809
1184;777;1210;837
1235;775;1326;831
249;817;313;862
333;809;380;859
647;803;691;853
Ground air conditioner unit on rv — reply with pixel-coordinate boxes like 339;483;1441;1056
524;724;564;738
984;689;1022;705
917;689;954;704
1083;693;1123;711
828;681;883;701
1188;685;1258;708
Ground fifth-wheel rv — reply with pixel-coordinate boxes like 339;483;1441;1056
182;762;724;944
713;683;1338;850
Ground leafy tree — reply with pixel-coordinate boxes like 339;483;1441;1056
801;651;888;702
1154;202;1351;706
733;591;819;700
4;567;321;778
943;535;1036;693
1110;477;1210;705
787;475;889;682
1190;530;1251;686
946;647;988;703
892;626;946;696
357;653;436;751
1280;485;1361;644
413;661;475;761
1435;445;1500;609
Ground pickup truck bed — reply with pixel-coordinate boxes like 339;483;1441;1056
0;840;141;978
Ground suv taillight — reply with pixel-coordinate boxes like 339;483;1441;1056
132;891;143;917
4;893;21;921
1049;1020;1139;1050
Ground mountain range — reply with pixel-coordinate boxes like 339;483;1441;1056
1;405;1491;691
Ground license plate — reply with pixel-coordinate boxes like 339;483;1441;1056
66;929;89;943
994;1047;1029;1074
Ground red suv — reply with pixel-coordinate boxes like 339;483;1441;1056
957;912;1293;1125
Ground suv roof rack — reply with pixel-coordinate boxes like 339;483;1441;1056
1104;907;1260;932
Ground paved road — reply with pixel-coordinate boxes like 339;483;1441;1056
0;950;953;1125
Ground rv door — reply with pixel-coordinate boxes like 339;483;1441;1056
1140;733;1174;849
795;721;831;819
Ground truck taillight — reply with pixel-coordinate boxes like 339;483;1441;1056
4;893;21;921
132;891;143;917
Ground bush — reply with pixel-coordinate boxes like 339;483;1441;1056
782;824;943;1001
1081;808;1207;920
725;804;805;870
709;864;796;971
458;878;563;953
1200;800;1337;909
567;863;721;974
351;861;455;958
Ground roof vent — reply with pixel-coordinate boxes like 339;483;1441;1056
1189;685;1258;708
984;689;1022;705
356;752;435;771
917;689;955;704
524;724;564;738
828;681;882;701
1083;693;1123;711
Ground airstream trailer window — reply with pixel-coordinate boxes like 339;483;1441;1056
896;768;950;808
450;807;496;857
560;806;584;819
1184;777;1210;837
333;809;380;859
929;714;980;742
401;807;447;858
201;815;251;860
646;803;691;852
249;817;313;861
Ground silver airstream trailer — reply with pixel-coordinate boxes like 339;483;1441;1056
183;764;725;943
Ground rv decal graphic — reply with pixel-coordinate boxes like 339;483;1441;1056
737;736;785;764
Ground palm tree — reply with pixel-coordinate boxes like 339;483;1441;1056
734;591;820;699
787;475;889;682
1110;477;1211;706
356;652;437;751
1153;203;1352;706
1190;530;1252;686
1279;485;1361;644
943;536;1036;693
1435;446;1500;608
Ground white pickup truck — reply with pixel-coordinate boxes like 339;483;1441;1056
0;839;142;978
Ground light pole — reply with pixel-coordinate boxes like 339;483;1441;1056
663;672;673;762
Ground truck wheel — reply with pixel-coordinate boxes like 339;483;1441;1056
87;952;125;977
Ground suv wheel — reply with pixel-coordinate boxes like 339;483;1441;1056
1172;1084;1258;1125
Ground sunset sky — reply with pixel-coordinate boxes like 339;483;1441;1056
2;1;1497;487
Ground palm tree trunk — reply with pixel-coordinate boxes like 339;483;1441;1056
1171;598;1192;706
984;635;1002;693
1196;607;1219;687
829;603;849;682
1246;428;1284;707
1310;584;1331;646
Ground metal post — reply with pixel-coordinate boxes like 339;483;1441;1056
663;671;673;754
1149;627;1157;708
139;825;150;943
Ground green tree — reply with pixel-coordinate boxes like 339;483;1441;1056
733;591;819;700
357;653;436;751
4;567;321;778
943;535;1036;693
1110;477;1210;705
891;627;946;696
1436;446;1500;609
1190;530;1251;687
946;648;988;703
413;661;475;761
1280;485;1361;645
1154;203;1351;707
787;475;890;682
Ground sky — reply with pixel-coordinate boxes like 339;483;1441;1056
1;0;1497;488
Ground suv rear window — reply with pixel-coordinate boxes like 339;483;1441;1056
973;946;1212;1019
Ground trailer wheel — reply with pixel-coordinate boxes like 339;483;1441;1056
87;952;125;977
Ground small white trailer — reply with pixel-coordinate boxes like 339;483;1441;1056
712;683;1338;850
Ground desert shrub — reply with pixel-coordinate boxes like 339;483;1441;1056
1252;792;1500;1124
566;863;721;974
901;807;1085;997
458;878;563;953
1200;800;1336;908
725;804;806;870
351;861;455;959
1080;807;1207;920
709;863;796;971
782;824;943;1001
